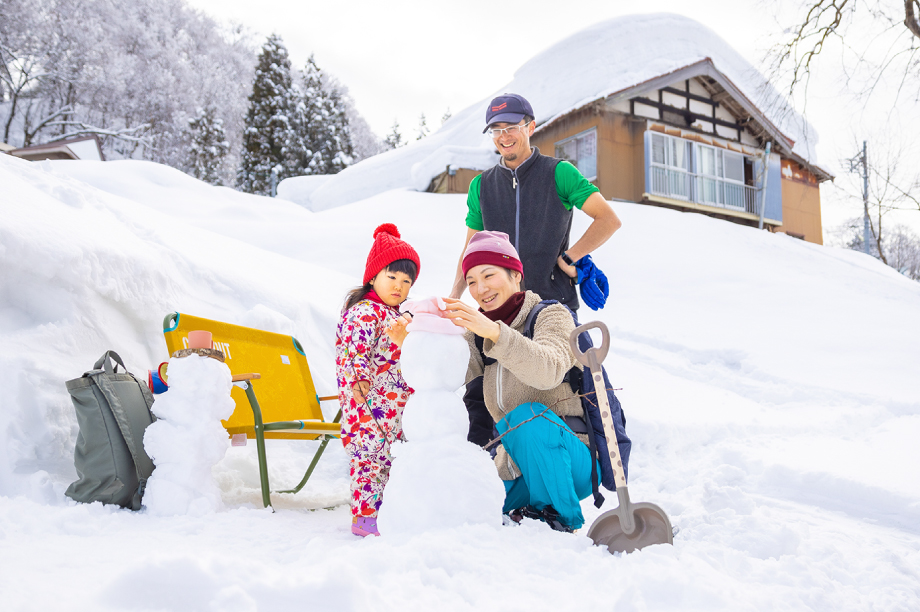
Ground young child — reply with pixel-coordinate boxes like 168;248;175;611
335;223;419;537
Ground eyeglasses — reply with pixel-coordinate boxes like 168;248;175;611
486;121;532;138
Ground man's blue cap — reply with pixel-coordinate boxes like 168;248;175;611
483;94;534;133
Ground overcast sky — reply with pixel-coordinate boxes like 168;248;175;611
186;0;919;235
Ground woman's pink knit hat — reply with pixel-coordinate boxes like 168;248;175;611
461;231;524;278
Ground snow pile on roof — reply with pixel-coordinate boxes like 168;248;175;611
3;154;919;608
306;13;821;212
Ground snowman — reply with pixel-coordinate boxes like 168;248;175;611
377;297;506;534
143;353;235;516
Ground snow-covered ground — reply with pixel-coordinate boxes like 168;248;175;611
2;154;919;611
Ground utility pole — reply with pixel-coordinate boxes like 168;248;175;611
848;142;870;255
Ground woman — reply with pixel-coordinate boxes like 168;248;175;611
443;230;595;532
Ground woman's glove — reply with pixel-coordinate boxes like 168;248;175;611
575;255;609;311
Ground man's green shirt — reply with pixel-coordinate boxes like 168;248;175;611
465;160;599;231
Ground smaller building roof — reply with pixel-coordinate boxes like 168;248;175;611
8;134;105;162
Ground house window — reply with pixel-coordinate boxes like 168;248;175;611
647;131;759;213
555;128;597;180
696;143;747;209
649;132;692;200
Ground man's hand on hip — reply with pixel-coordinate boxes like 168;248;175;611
557;256;577;278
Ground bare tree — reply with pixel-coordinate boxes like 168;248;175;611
771;1;920;101
832;216;920;279
836;135;919;264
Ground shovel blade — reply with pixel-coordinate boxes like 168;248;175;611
587;502;673;554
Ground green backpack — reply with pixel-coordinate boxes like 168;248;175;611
64;351;157;510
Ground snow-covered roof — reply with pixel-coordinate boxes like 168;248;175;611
9;135;105;162
305;13;825;212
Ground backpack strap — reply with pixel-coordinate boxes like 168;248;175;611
522;300;555;339
87;352;156;511
524;301;604;508
473;335;496;367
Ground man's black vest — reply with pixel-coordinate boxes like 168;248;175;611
479;147;578;309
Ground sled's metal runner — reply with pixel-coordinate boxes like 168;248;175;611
569;322;673;554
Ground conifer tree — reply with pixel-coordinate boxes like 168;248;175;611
236;34;299;195
295;55;354;175
441;107;452;125
416;112;430;140
182;106;229;185
383;119;404;149
322;85;354;173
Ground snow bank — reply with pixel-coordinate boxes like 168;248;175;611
2;153;920;610
276;174;332;208
307;13;823;211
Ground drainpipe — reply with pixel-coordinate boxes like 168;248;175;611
758;141;772;230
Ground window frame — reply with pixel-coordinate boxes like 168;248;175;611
554;127;598;181
647;130;756;211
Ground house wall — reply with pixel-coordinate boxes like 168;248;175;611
428;168;482;194
777;170;823;244
531;108;646;202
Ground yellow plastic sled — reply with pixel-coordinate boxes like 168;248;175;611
163;312;340;508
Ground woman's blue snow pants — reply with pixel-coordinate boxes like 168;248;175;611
497;402;594;529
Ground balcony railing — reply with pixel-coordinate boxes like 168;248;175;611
649;166;760;215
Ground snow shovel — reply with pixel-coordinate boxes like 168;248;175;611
569;322;673;554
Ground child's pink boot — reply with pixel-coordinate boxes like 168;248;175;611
352;516;380;537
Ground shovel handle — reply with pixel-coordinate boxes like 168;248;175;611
569;323;627;490
568;321;609;371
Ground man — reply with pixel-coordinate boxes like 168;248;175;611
449;93;621;310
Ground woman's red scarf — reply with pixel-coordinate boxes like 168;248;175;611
480;291;526;326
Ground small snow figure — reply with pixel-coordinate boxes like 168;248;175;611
336;223;420;536
377;297;506;535
142;354;235;516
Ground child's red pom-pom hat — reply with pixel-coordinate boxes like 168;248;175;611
363;223;421;284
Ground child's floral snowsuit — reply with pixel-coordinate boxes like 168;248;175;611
336;299;414;518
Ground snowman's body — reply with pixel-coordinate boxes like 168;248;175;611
143;355;235;516
377;331;505;534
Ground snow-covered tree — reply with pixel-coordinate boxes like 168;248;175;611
294;55;354;175
833;218;920;281
0;0;254;183
343;97;385;162
322;73;381;162
441;107;452;125
416;112;430;140
181;106;229;185
383;119;404;150
237;34;300;195
321;85;355;173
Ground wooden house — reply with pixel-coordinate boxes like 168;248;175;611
429;59;832;244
